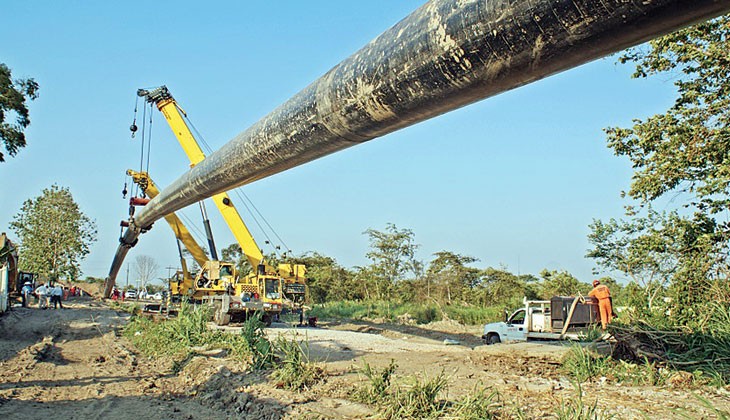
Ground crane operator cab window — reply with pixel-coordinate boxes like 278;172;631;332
219;265;233;278
265;278;281;300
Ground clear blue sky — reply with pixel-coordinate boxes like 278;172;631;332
0;1;679;285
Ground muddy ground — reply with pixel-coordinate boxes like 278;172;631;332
0;298;728;419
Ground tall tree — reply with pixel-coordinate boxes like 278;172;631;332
10;185;96;282
0;63;39;162
606;16;730;217
363;223;420;300
587;209;678;310
425;251;480;304
592;15;730;323
133;255;160;291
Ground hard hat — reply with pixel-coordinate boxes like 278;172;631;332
592;279;600;286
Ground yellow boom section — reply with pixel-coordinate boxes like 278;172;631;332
155;97;265;269
127;170;209;268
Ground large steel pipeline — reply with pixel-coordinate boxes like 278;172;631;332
105;0;730;297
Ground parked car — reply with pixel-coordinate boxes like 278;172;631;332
124;290;137;299
152;292;163;301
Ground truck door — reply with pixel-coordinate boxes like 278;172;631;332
504;309;527;341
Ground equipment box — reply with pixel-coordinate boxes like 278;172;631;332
550;296;597;330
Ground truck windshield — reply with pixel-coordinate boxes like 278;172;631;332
265;278;280;299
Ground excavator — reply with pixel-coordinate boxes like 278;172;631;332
125;169;284;325
136;86;308;313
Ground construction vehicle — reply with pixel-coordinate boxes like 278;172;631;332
126;170;283;325
136;86;307;312
482;296;599;344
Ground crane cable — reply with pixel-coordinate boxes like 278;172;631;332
145;102;153;174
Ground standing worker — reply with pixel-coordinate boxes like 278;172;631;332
588;279;613;329
35;283;49;309
21;282;33;307
51;284;64;309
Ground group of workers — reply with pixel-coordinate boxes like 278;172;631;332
20;282;69;309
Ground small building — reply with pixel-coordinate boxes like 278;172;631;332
0;233;19;313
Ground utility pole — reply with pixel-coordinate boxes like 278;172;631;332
125;263;130;289
165;266;176;279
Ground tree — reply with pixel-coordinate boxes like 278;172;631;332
479;267;539;306
0;63;39;162
291;252;358;303
425;251;480;304
587;209;678;310
221;243;251;275
10;185;96;282
606;16;730;218
363;223;421;300
592;16;730;324
538;269;590;298
133;255;159;291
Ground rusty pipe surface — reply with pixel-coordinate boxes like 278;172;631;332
105;0;730;296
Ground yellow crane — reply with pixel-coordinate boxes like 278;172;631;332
126;169;283;325
137;86;307;312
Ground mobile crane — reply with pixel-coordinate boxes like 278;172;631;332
126;169;284;325
136;86;308;312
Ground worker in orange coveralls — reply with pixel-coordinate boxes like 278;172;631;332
588;279;613;329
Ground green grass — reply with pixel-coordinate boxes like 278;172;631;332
352;360;398;404
123;302;249;360
553;382;610;420
108;300;140;314
270;337;326;391
352;361;502;419
561;344;729;388
239;313;274;370
309;300;503;326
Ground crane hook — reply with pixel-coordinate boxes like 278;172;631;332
130;123;138;138
122;182;128;199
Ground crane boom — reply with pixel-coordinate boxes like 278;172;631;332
138;86;266;270
126;170;209;268
106;0;730;298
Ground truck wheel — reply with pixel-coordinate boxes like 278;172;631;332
486;333;501;345
261;313;273;327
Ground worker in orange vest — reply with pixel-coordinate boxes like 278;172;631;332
588;279;613;329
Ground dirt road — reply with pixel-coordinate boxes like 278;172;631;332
1;299;728;419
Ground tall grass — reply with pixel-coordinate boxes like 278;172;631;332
240;314;274;369
123;302;249;359
271;337;326;391
310;300;503;325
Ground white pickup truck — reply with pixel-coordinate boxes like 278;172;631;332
482;297;598;345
